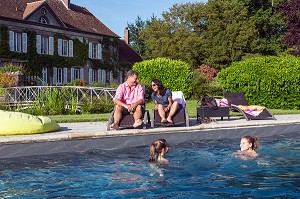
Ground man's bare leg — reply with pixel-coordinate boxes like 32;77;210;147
133;105;143;127
110;105;123;129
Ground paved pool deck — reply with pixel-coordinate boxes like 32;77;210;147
1;114;300;144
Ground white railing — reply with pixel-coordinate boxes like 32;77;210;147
3;86;116;106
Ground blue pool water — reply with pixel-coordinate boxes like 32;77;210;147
0;133;299;198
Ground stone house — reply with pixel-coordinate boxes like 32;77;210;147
0;0;142;86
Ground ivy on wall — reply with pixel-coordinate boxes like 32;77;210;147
0;25;120;76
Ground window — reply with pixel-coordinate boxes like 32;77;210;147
41;8;46;15
36;35;54;55
57;68;63;85
74;69;80;80
53;67;63;85
62;40;68;56
39;17;48;24
71;68;83;81
89;69;96;84
41;36;48;54
9;31;27;53
89;42;102;59
58;38;73;57
14;32;22;52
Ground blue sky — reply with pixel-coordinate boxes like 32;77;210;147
71;0;205;39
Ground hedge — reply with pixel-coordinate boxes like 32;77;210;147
132;58;193;99
217;55;300;109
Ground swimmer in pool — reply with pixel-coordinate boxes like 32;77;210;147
148;139;169;164
233;135;259;160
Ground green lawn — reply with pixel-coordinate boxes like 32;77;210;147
48;100;300;123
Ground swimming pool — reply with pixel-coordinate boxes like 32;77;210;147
0;133;299;198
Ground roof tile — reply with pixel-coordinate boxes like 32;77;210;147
0;0;119;38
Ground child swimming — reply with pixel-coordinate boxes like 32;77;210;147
148;139;169;164
233;135;259;160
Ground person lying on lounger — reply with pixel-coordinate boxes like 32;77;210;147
110;70;144;130
233;135;259;160
148;139;169;164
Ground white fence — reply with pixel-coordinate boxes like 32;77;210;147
3;86;116;106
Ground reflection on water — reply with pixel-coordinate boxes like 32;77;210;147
0;134;299;198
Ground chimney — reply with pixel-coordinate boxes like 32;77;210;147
61;0;70;9
124;27;130;45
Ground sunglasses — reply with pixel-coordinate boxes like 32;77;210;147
151;84;157;87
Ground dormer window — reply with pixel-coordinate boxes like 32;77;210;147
39;16;48;24
41;8;46;15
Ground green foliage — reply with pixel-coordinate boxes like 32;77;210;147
0;25;10;55
141;3;206;67
191;65;223;99
132;58;193;99
66;79;88;86
81;96;114;114
2;87;114;115
132;0;287;69
217;55;300;109
245;0;286;55
202;0;257;70
127;16;147;57
0;63;24;74
0;26;118;77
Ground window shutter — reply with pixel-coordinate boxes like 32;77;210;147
88;42;92;58
49;37;54;55
89;69;93;84
42;67;48;83
98;44;102;59
58;38;62;56
119;71;123;83
102;70;106;83
9;31;14;51
80;68;84;80
22;33;27;53
71;68;74;81
63;68;68;84
53;67;57;85
36;35;41;54
97;69;102;82
69;40;73;57
110;72;113;83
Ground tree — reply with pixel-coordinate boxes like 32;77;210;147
243;0;286;56
278;0;300;56
202;0;256;69
127;16;147;57
141;3;207;67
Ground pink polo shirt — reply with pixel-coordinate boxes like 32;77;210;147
114;82;144;105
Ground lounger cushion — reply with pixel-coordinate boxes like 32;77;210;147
0;110;60;135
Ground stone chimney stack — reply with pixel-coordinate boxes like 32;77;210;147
61;0;70;9
124;27;130;45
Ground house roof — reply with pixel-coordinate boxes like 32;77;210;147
118;39;143;64
23;1;44;19
0;0;119;38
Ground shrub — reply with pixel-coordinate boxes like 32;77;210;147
0;73;14;88
217;55;300;109
66;79;88;86
80;96;114;114
90;81;119;88
0;63;24;88
132;58;193;99
191;65;223;100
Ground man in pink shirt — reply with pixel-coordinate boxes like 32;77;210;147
110;70;144;129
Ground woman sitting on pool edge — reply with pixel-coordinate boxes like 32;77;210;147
233;135;259;160
148;139;169;164
151;79;181;124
